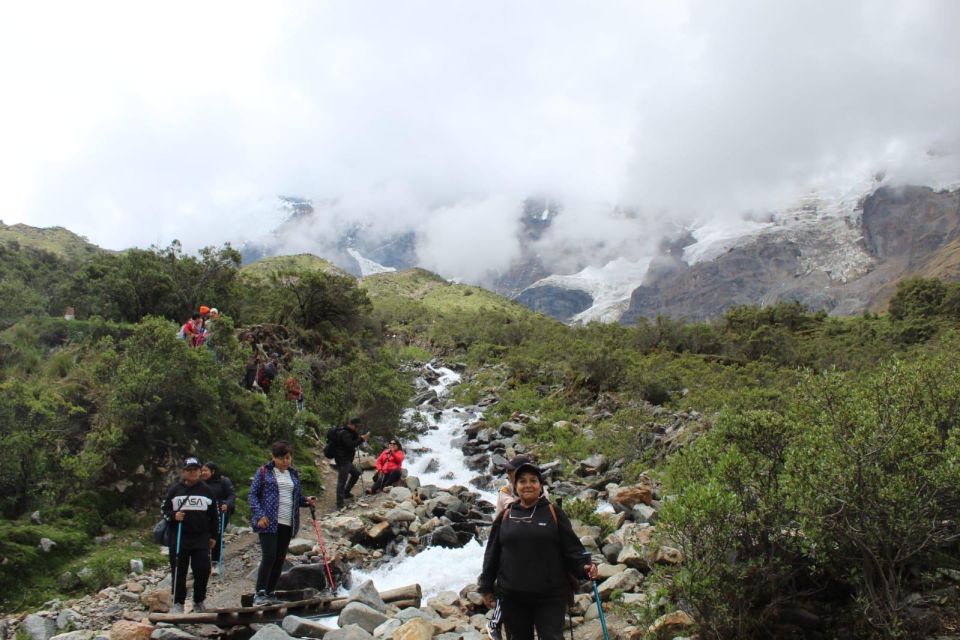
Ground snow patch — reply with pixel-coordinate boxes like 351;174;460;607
347;248;396;276
528;257;653;324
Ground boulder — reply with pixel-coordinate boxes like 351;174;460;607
609;485;653;511
386;509;416;525
366;521;394;543
597;568;643;599
338;603;388;634
417;485;439;501
577;454;608;476
392;618;433;640
426;591;461;617
51;633;94;640
596;563;627;580
55;610;82;630
38;538;56;553
109;621;154;640
395;608;435;622
497;421;525;437
647;611;695;639
326;517;366;540
250;625;295;640
150;629;199;640
288;538;316;554
130;559;145;574
275;563;333;591
22;615;57;640
324;624;374;640
388;487;412;502
282;615;333;639
141;589;171;613
349;579;388;614
631;504;658;524
428;525;462;548
372;618;402;639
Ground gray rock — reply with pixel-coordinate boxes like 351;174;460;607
287;538;316;554
55;610;82;630
417;485;439;501
250;625;295;640
130;559;145;574
488;455;508;473
275;563;334;591
388;487;412;502
50;632;94;640
150;628;200;640
385;509;416;525
348;579;387;614
93;534;113;545
395;607;435;621
282;615;333;639
338;602;388;634
497;421;525;437
31;511;42;524
631;504;658;524
427;525;462;548
22;615;57;640
39;538;57;553
404;476;420;491
597;568;643;599
324;624;374;640
372;619;401;639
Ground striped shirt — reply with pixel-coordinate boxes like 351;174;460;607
274;468;295;526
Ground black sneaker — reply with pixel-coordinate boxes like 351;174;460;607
253;591;271;607
486;620;502;640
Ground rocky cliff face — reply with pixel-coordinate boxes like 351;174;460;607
622;185;960;323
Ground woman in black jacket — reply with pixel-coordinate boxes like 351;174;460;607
478;462;599;640
201;461;236;575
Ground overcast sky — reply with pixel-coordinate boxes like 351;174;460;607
1;1;958;280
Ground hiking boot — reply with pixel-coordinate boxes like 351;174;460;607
193;601;207;613
253;591;271;607
172;603;184;614
211;564;219;576
486;620;502;640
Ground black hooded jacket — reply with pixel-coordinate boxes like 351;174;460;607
478;496;590;599
161;480;219;549
205;474;237;515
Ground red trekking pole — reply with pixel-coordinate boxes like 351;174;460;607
309;506;336;591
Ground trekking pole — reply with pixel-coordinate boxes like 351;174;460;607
218;512;226;576
171;521;183;596
591;579;610;640
308;506;336;591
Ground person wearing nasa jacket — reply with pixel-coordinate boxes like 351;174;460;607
161;457;220;613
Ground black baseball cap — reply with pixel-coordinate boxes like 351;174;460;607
504;455;533;471
183;457;201;469
512;461;543;483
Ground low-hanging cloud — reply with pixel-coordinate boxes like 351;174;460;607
0;0;958;282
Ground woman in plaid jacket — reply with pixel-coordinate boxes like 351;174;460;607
249;440;316;605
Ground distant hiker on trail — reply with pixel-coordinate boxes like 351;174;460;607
161;457;219;614
200;461;236;576
286;375;304;412
203;307;220;349
249;440;317;606
256;353;280;393
479;461;599;640
179;313;203;347
368;438;404;494
243;333;266;390
331;417;368;510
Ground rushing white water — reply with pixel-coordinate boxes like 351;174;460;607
347;364;498;599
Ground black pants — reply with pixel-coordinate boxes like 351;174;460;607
372;470;402;493
500;595;567;640
211;513;229;563
335;461;360;507
256;524;293;594
169;545;211;604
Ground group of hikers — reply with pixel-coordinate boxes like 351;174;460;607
159;418;409;612
178;306;219;348
161;432;602;640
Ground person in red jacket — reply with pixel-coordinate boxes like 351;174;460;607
368;439;404;494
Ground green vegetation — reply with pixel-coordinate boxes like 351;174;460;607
1;220;959;636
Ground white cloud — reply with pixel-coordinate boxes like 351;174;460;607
0;0;956;279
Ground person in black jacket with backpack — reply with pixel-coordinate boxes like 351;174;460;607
201;461;236;575
331;417;368;510
161;457;219;614
478;462;599;640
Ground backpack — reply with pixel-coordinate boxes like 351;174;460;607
323;426;345;459
152;518;169;544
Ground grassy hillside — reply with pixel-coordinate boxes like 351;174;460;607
240;253;350;282
361;268;530;316
0;222;105;261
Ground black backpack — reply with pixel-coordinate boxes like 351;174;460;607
323;426;344;459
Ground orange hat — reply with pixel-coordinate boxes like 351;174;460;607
199;305;210;315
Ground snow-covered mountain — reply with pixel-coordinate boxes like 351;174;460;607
241;178;960;324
